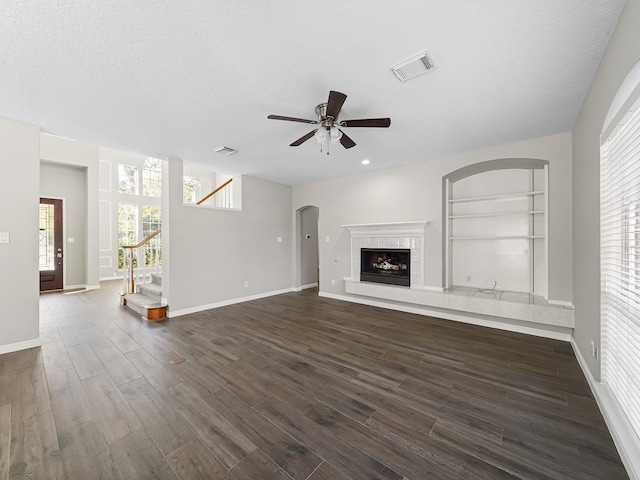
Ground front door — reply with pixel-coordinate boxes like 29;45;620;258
39;198;63;291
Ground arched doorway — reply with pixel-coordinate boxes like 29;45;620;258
296;206;319;291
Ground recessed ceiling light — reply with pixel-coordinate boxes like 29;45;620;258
362;159;370;165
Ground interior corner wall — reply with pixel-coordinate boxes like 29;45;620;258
40;134;100;288
572;0;640;381
0;117;40;353
166;159;293;314
292;132;572;321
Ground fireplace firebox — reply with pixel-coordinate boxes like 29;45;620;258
360;248;410;287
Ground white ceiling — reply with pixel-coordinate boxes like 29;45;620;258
0;1;627;186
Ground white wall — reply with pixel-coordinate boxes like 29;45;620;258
293;133;572;320
40;162;87;288
40;134;100;288
165;159;293;314
0;117;40;353
572;0;640;381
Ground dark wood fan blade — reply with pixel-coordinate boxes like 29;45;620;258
268;115;317;124
339;130;356;149
326;91;347;119
340;118;391;128
290;130;317;146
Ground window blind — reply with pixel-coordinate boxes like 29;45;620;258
601;95;640;444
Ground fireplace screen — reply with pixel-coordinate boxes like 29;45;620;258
360;248;410;287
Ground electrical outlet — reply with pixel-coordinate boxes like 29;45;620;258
331;279;336;286
591;340;595;357
594;346;599;361
244;281;249;288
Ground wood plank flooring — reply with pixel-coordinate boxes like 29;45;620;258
0;280;629;479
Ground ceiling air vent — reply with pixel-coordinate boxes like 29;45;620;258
391;50;436;82
215;146;237;156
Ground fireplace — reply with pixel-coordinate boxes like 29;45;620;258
360;248;410;287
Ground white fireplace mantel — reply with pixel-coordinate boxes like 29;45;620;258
342;221;429;237
342;221;428;289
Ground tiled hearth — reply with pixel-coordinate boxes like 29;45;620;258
342;222;574;332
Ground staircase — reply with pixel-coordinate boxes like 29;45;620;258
122;273;167;321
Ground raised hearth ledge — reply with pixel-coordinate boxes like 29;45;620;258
344;279;574;329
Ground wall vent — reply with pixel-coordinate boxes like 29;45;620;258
215;146;237;156
391;50;436;82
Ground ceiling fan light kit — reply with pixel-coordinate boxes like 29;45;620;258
268;90;390;154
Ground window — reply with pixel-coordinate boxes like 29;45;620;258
600;94;640;442
142;158;162;197
118;203;138;269
118;164;138;195
142;205;161;267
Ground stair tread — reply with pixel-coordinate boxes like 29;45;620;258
138;282;162;296
125;293;166;308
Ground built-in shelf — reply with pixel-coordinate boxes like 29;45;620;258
449;210;544;219
450;235;545;240
443;160;549;296
449;190;545;204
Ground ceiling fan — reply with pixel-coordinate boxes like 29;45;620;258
267;90;391;153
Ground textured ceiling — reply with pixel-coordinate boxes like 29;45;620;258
0;1;627;186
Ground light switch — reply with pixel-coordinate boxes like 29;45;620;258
0;232;9;244
276;236;282;243
68;237;75;243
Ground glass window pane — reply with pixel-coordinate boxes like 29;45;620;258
118;164;138;195
142;158;162;197
143;205;161;267
39;203;55;271
118;203;138;269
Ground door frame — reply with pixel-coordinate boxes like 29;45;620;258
39;196;66;291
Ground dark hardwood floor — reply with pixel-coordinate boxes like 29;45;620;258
0;280;629;479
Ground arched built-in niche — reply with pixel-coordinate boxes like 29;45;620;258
443;158;549;296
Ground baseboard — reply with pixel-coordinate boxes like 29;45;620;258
64;284;87;290
571;339;640;480
320;292;572;342
168;287;297;318
0;338;42;355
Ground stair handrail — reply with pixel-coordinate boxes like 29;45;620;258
122;229;162;295
196;178;233;205
121;228;161;250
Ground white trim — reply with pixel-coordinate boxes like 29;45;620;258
571;339;640;480
64;284;87;290
0;338;41;355
423;285;445;292
320;291;572;342
86;284;101;290
342;221;429;237
300;283;318;290
167;287;296;318
546;299;574;309
100;275;123;281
